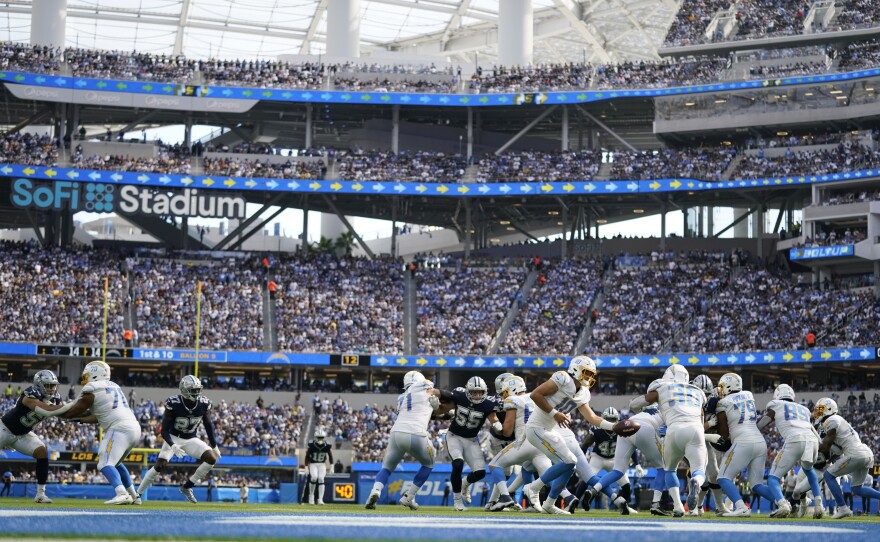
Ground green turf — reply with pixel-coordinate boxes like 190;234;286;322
1;497;880;522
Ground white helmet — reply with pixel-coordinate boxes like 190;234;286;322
663;364;689;384
81;360;111;385
314;427;327;442
465;376;488;403
717;373;743;398
403;370;427;390
179;375;203;401
601;406;620;423
691;374;714;396
568;356;598;388
501;376;526;398
813;397;838;421
33;370;58;397
494;372;514;395
773;384;795;402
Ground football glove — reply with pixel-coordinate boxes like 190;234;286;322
212;446;222;460
170;444;186;459
634;464;647;478
428;394;440;410
705;415;717;429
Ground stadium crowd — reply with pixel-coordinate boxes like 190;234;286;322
336;150;467;184
732;143;880;179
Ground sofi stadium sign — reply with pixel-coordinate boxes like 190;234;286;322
10;179;246;218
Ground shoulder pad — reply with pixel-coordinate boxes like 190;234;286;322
502;397;517;410
308;440;315;446
647;379;663;393
199;396;212;407
81;383;96;394
23;387;42;399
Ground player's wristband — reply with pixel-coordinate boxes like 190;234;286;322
599;419;615;431
549;408;559;418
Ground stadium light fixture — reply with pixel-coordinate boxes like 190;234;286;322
596;219;608;224
633;209;645;214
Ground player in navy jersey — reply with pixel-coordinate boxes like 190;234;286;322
305;428;334;504
0;370;61;503
136;375;219;503
444;376;501;511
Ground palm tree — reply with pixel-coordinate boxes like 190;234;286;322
334;231;356;256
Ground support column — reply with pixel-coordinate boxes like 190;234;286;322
302;196;309;254
561;105;569;151
305;104;313;149
391;198;398;259
707;206;714;237
561;204;568;258
464;200;472;260
733;208;750;237
326;0;360;58
184;116;192;148
660;205;667;251
467;108;474;160
31;0;67;48
874;261;879;299
756;205;765;261
498;0;533;66
391;105;400;153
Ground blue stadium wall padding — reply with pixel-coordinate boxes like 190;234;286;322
15;483;279;503
279;483;299;504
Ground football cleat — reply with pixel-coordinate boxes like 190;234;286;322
686;478;700;511
485;501;496;511
832;505;853;519
813;499;824;519
770;500;791;518
316;500;325;505
650;504;670;516
722;506;751;517
672;507;686;517
34;494;53;504
520;504;541;513
565;496;580;514
461;477;472;504
454;500;467;512
131;496;143;505
364;491;380;510
582;487;598;511
104;493;133;505
399;492;419;511
686;508;702;516
490;495;517;512
524;482;542;510
179;486;197;503
541;500;571;515
624;506;640;515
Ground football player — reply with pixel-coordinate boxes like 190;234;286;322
305;427;333;504
522;356;616;515
485;376;551;511
36;361;142;505
136;375;219;503
0;370;61;503
446;376;501;511
582;407;659;515
813;398;880;519
792;418;841;517
630;365;707;517
365;371;449;510
706;373;766;517
757;384;823;518
577;407;639;513
691;374;729;515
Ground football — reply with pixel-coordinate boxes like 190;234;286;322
612;419;640;437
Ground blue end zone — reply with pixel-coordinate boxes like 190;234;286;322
0;508;876;541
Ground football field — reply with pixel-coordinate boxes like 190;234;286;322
1;499;879;542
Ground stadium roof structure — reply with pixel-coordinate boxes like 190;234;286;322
0;0;678;63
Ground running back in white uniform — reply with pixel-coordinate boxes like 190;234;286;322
823;414;874;486
502;393;534;442
765;399;819;478
647;379;707;473
490;393;551;475
82;380;141;470
716;391;766;484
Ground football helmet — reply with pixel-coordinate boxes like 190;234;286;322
466;376;488;403
773;384;796;402
691;374;714;396
33;370;58;397
179;375;203;401
314;427;327;442
717;373;743;398
81;360;111;385
568;356;598;388
403;370;426;390
601;406;620;423
501;376;526;398
494;372;514;395
812;397;838;421
662;364;689;384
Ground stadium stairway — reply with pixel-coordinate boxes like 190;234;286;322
486;267;539;355
720;152;745;180
572;269;609;355
403;268;418;354
594;162;613;181
264;282;277;351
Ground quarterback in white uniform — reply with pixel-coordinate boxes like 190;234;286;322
486;376;551;511
522;356;617;515
37;361;143;505
365;371;449;511
709;373;766;517
630;365;707;517
814;398;880;519
756;384;823;518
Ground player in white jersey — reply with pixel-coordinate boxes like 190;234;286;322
365;371;450;510
813;398;880;519
522;356;618;515
584;407;661;515
756;384;823;518
629;364;707;517
485;376;551;511
705;373;766;517
36;361;142;505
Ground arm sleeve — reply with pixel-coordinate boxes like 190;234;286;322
202;415;218;448
161;411;174;444
438;389;455;402
756;415;772;431
629;395;650;413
